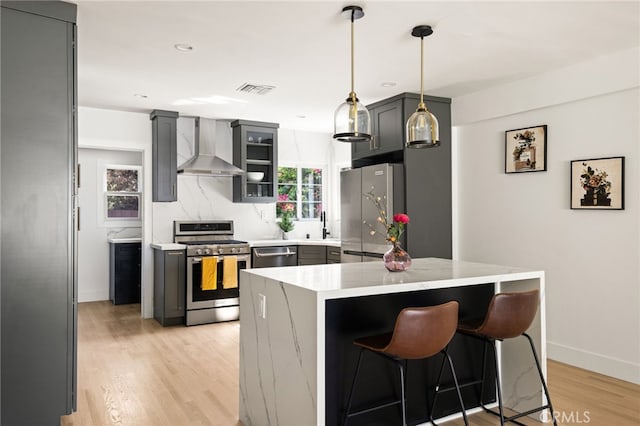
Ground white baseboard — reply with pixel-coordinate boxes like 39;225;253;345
78;290;109;303
547;341;640;385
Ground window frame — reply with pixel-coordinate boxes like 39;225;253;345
277;164;326;222
100;163;143;227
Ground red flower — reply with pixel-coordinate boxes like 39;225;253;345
393;213;410;224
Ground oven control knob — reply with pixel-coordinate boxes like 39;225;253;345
218;248;224;254
204;249;211;255
231;248;237;253
196;249;203;255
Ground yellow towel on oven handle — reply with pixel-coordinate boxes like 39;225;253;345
222;256;238;289
201;256;218;290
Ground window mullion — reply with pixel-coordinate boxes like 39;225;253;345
297;167;302;220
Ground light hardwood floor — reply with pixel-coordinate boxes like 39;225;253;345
61;302;640;426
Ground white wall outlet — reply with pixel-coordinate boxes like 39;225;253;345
258;293;266;319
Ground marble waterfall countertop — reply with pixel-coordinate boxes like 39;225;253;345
248;238;341;247
243;257;541;299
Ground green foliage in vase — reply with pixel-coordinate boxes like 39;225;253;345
278;211;295;232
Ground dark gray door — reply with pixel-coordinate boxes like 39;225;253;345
1;2;77;424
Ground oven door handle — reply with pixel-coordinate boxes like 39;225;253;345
191;256;248;263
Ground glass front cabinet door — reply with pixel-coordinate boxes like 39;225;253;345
231;120;279;203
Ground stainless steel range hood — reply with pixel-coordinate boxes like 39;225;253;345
177;117;245;176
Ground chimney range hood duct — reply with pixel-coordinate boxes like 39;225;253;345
177;117;245;176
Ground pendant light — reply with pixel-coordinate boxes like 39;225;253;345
333;5;371;143
406;25;439;148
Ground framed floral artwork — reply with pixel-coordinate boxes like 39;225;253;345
571;157;624;210
505;125;547;173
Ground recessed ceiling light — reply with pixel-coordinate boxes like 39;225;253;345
174;43;194;52
133;93;148;98
296;115;307;119
381;82;397;87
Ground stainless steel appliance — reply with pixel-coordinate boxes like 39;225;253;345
174;220;250;326
340;163;404;262
252;246;298;268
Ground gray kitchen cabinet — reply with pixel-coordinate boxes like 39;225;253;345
151;109;179;202
297;245;327;266
232;120;279;203
326;247;342;264
352;93;450;168
1;1;78;423
153;249;186;326
109;242;141;305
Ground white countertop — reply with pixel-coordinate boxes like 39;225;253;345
244;257;542;299
249;238;341;248
150;243;186;250
108;238;141;243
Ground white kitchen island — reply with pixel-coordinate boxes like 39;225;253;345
239;258;548;426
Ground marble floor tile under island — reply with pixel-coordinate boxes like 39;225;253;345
238;258;549;426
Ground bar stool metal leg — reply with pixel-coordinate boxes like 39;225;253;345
430;348;469;426
489;339;506;425
524;333;557;426
444;348;469;426
343;348;364;426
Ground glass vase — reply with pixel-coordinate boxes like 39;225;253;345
383;243;412;272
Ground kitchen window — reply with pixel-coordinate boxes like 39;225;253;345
104;165;141;221
277;166;323;220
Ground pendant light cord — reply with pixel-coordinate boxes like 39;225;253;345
350;10;355;96
420;35;424;107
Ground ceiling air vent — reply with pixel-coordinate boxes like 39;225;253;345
236;83;275;95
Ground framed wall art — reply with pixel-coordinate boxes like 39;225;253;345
570;157;624;210
505;125;547;173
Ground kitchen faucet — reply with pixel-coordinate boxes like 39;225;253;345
321;211;330;239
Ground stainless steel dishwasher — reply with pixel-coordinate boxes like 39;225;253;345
252;246;298;268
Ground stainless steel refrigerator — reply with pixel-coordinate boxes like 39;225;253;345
340;163;404;262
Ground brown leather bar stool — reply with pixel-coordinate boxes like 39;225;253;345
342;301;469;426
434;290;556;426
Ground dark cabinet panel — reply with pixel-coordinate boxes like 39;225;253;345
297;245;327;265
326;247;342;264
404;99;452;259
153;249;186;326
1;2;77;423
109;243;141;305
232;120;279;203
151;110;179;202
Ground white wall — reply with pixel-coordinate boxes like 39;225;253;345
78;108;153;316
453;47;640;384
77;148;142;302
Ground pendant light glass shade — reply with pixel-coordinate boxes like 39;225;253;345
333;6;371;143
406;25;439;148
334;93;371;142
406;106;439;148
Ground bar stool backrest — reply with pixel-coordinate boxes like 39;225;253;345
476;290;539;339
384;301;458;359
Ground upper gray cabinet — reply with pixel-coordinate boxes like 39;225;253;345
231;120;279;203
352;93;450;168
150;110;179;202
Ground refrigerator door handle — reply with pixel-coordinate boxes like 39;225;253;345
363;252;384;259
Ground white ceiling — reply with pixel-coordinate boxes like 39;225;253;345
76;1;640;133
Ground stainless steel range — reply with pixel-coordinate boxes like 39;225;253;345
174;220;250;326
